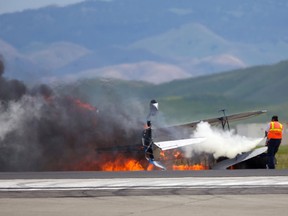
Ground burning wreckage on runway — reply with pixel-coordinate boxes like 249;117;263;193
139;100;267;170
0;58;267;171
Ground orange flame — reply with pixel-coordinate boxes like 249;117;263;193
173;164;208;170
74;99;96;111
173;150;182;159
73;153;209;171
146;163;155;171
100;156;145;171
73;143;209;171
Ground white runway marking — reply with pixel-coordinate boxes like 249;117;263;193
1;176;288;191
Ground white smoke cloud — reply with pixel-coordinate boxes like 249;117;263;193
184;121;264;159
0;95;43;141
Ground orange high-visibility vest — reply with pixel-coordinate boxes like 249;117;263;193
267;121;283;139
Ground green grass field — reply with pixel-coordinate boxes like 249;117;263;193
276;145;288;169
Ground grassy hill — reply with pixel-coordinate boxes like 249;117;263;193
1;0;288;82
64;60;288;124
148;60;288;123
153;60;288;101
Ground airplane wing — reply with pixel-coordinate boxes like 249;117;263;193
163;110;267;129
153;110;267;141
154;137;206;151
211;146;268;170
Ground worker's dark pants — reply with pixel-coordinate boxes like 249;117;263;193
267;139;281;169
144;146;154;161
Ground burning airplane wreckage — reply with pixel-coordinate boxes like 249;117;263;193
0;58;267;171
137;100;267;170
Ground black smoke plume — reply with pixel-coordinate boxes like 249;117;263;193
0;56;27;103
0;57;145;171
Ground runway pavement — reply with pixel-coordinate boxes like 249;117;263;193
0;170;288;216
0;170;288;197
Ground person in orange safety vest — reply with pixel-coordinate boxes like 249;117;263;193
265;115;283;169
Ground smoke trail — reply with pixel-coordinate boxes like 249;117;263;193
184;121;263;159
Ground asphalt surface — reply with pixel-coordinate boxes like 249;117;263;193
0;170;288;216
